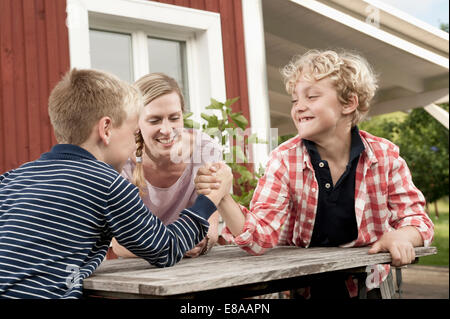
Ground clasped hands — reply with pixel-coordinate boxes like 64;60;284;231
194;162;233;204
184;163;232;258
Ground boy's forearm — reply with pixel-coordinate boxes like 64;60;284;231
217;194;246;237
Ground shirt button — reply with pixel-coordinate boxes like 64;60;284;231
311;188;316;193
325;183;331;189
319;162;325;168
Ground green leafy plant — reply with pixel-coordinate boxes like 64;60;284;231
184;97;266;208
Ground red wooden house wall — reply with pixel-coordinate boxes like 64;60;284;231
0;0;69;174
0;0;250;174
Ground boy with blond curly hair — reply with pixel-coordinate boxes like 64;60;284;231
0;69;231;298
195;49;434;298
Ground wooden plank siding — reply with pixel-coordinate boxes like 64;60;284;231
0;0;69;174
0;0;249;174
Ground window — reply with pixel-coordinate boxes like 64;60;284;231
88;30;190;108
89;29;134;83
66;0;226;119
147;37;189;106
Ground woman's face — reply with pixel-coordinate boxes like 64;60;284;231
138;91;184;162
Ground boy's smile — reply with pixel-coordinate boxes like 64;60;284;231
291;77;346;144
298;116;314;122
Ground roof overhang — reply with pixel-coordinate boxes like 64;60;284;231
262;0;449;135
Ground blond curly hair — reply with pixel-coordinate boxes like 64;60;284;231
281;49;378;126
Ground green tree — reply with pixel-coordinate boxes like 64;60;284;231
358;112;404;142
395;105;449;206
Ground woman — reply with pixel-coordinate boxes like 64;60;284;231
111;73;222;258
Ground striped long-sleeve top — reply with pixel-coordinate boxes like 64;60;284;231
0;144;216;299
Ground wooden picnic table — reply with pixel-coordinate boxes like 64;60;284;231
83;245;437;299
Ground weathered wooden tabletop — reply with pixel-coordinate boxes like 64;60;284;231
83;245;436;298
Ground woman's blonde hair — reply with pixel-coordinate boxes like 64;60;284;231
132;73;185;195
281;49;378;126
48;68;142;145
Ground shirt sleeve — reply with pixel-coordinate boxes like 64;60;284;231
222;150;292;255
387;153;434;247
0;169;14;184
106;176;217;267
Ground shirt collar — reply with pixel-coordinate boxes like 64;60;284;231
302;126;365;164
303;139;320;162
349;126;365;163
40;144;97;161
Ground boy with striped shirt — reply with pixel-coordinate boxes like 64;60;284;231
0;69;231;298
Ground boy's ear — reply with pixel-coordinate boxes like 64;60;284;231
342;94;359;115
98;116;113;145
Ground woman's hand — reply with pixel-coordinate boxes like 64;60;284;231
111;237;137;258
184;211;219;258
184;237;208;258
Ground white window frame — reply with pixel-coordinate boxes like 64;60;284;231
66;0;226;121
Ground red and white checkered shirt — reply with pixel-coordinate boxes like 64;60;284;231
222;130;434;294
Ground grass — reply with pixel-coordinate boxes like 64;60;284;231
418;197;449;267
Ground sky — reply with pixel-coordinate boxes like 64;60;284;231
377;0;449;29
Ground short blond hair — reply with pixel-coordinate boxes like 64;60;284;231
48;68;142;145
281;49;378;126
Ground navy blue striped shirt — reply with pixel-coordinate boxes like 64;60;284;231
0;144;216;299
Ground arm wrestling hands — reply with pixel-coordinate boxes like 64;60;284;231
185;163;234;258
195;163;246;238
